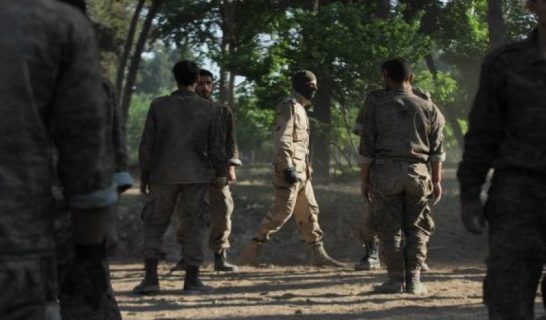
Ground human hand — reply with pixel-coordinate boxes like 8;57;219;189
361;181;372;203
283;167;299;184
431;182;442;205
227;166;237;185
461;200;486;235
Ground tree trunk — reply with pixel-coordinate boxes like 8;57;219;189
120;0;163;119
228;71;236;110
425;54;464;149
376;0;391;18
219;0;235;106
310;80;332;182
116;0;145;96
487;0;507;48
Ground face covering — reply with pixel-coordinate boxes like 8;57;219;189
292;70;317;100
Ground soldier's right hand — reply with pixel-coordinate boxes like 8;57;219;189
283;167;299;185
361;181;372;203
140;171;150;195
461;200;486;235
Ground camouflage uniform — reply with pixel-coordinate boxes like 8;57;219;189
139;89;226;266
176;103;241;254
353;88;432;245
360;88;445;281
253;95;324;245
458;30;546;320
0;1;116;318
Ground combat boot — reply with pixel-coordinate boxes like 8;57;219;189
133;258;160;294
239;239;263;266
373;274;404;294
183;265;214;294
309;242;346;267
355;241;381;271
405;270;428;295
214;249;239;272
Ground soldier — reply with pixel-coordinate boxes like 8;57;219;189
239;70;344;267
133;60;226;295
360;58;445;294
458;1;546;318
0;0;118;319
352;87;433;272
173;69;241;272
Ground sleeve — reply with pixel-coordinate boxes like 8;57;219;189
359;101;376;164
107;82;129;173
224;106;242;166
51;17;116;209
138;102;156;177
457;54;504;204
429;104;446;162
208;103;228;177
274;101;295;171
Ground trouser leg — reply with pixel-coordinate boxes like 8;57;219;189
292;181;324;244
178;184;210;267
141;184;179;259
373;193;404;277
253;182;301;242
209;185;234;253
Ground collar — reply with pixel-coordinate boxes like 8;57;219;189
171;88;196;97
292;91;311;107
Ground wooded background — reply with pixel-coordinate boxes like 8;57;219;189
90;0;535;181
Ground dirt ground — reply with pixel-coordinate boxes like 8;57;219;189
110;166;545;320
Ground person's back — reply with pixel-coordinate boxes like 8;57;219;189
0;0;115;318
140;90;221;184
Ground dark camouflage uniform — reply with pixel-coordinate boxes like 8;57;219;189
352;88;432;244
458;30;546;320
0;0;116;318
360;88;445;277
139;89;226;266
176;102;241;253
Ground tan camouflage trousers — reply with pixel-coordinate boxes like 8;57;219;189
176;184;234;253
369;161;434;276
0;254;60;320
141;183;209;266
483;171;546;320
254;175;323;244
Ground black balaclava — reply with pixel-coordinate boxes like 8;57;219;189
292;70;317;100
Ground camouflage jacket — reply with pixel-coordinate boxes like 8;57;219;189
352;87;431;136
0;0;115;255
458;29;546;203
359;88;446;164
272;94;311;177
139;89;226;184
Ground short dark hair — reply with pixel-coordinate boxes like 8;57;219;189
57;0;87;14
381;58;412;83
199;69;214;79
172;60;200;86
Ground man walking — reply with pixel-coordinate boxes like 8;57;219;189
134;60;226;295
239;70;344;267
360;59;445;294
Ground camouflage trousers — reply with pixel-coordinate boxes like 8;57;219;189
253;174;323;244
141;183;209;266
176;184;234;253
483;171;546;320
0;254;60;320
369;161;434;276
358;200;378;244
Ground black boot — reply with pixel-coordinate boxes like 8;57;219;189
170;257;186;272
133;258;160;294
214;249;239;272
183;265;214;294
405;270;427;295
355;241;380;271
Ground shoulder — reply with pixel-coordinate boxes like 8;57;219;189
276;96;299;114
481;39;528;71
365;89;387;103
411;87;431;101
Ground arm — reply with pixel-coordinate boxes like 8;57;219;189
138;103;156;194
224;106;242;167
274;101;296;171
457;55;503;205
208;103;228;180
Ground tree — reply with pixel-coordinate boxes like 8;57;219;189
488;0;507;48
116;0;145;94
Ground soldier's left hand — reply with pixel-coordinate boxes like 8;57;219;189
431;182;442;205
361;181;372;203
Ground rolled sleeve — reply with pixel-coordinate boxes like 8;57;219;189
69;183;118;209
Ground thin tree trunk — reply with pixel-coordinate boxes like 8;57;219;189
424;54;464;149
487;0;507;48
228;71;236;110
116;0;145;96
219;0;235;106
121;0;163;119
376;0;391;18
